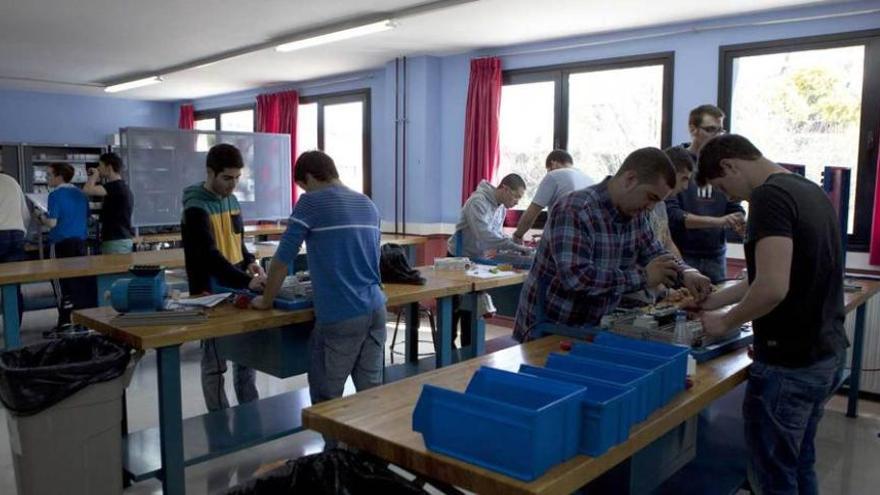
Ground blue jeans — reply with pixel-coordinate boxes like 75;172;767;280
308;307;387;406
744;354;843;495
683;253;727;284
200;338;258;411
309;307;386;449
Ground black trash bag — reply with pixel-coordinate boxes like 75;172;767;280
227;449;428;495
381;243;426;285
0;334;131;416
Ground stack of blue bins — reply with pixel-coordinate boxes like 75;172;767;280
412;334;691;481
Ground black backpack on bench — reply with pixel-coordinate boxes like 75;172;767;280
380;243;426;285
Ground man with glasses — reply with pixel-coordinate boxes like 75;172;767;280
665;104;746;283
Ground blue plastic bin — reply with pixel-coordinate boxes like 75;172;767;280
519;364;636;456
545;353;654;422
569;343;672;410
412;367;586;481
593;333;689;399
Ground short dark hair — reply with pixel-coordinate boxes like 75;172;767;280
206;143;244;174
663;145;694;173
499;173;526;191
545;149;573;169
696;134;763;186
49;162;75;183
688;104;726;128
99;152;123;173
615;147;676;189
294;150;339;183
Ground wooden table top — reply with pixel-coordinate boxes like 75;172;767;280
135;228;428;247
843;278;880;313
73;267;474;350
0;235;426;285
302;335;751;495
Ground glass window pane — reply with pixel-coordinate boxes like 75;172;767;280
294;102;318;197
323;101;365;194
194;119;216;152
220;109;254;132
497;81;556;207
297;103;318;157
194;118;216;130
567;65;664;184
730;46;864;233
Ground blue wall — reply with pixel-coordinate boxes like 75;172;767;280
0;89;176;145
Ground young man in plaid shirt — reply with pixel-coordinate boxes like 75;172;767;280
513;147;713;342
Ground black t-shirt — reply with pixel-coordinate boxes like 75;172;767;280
100;180;134;241
745;173;848;367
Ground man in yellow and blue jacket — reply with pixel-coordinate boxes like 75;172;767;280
182;143;265;411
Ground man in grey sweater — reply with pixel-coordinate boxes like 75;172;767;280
447;174;532;349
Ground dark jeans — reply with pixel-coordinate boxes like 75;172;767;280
683;253;727;284
447;251;472;349
51;238;96;326
0;230;26;323
743;354;843;495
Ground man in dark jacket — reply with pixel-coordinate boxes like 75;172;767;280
666;104;745;283
182;143;265;411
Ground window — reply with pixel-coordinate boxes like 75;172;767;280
497;54;673;208
720;30;880;249
194;105;255;133
297;90;371;196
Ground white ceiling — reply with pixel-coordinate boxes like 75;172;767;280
0;0;853;101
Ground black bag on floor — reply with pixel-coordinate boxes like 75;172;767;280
227;449;427;495
380;243;426;285
0;334;131;415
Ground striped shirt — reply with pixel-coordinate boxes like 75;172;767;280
513;178;668;341
275;185;386;323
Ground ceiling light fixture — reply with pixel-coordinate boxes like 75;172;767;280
104;76;163;93
275;19;395;52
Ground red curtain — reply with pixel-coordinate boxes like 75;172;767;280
460;57;503;205
868;133;880;264
257;90;299;203
178;104;194;129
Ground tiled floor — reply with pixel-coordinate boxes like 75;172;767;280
2;307;880;494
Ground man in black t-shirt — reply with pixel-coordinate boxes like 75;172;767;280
693;134;847;494
84;152;134;253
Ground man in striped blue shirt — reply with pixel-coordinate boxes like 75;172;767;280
253;151;386;423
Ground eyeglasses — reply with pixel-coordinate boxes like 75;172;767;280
699;125;725;135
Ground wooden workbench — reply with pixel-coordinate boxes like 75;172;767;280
72;267;474;351
303;335;751;495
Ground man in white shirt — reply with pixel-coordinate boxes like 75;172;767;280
512;150;592;241
0;165;30;324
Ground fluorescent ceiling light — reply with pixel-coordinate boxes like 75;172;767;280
276;19;395;52
104;76;163;93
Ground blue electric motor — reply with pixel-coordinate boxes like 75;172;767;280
110;265;168;313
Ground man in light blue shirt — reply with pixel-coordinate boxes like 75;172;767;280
512;150;592;241
252;151;385;439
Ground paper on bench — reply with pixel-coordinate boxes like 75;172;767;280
175;293;232;308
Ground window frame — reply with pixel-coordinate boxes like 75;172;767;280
194;103;257;132
718;29;880;251
500;52;675;226
300;89;372;197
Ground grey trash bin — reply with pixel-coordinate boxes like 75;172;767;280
0;335;134;495
6;374;127;495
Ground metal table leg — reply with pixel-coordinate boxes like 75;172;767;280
435;297;453;367
2;284;21;349
465;292;485;359
847;304;866;418
157;346;186;494
404;302;420;363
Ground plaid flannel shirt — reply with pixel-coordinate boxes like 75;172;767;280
513;179;668;341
